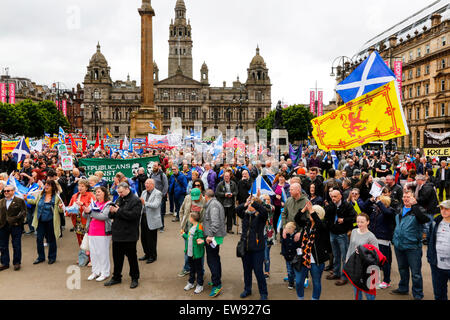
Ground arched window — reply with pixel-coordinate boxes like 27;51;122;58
94;70;99;80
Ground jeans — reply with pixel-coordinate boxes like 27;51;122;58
379;243;392;284
394;247;424;299
423;213;434;238
36;220;57;261
188;256;204;286
353;286;376;300
430;264;450;300
169;192;175;213
285;260;295;285
294;263;325;300
330;232;349;279
26;206;35;232
183;248;205;273
242;249;268;296
264;237;271;273
174;194;185;219
0;224;23;266
206;244;222;287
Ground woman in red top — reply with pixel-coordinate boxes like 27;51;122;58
67;179;95;246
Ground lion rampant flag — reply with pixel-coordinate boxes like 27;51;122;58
311;80;408;151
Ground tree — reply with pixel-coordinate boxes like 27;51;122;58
0;99;69;138
256;104;315;143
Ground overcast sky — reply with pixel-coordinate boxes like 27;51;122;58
0;0;434;107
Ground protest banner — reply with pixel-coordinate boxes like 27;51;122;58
61;156;74;171
78;156;160;182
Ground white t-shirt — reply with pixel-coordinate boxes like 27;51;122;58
436;221;450;270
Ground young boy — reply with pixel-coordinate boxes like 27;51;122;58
182;211;205;294
281;222;298;289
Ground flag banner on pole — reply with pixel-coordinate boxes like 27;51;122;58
12;138;30;163
331;150;339;170
311;80;408;151
149;121;157;130
336;51;396;104
106;128;113;139
249;175;275;196
58;127;66;145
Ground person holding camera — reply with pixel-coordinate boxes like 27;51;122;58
236;193;269;300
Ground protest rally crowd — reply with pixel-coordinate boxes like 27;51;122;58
0;142;449;301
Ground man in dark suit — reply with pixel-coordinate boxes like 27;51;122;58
436;160;450;202
0;185;27;271
104;182;143;289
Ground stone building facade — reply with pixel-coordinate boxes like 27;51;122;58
81;0;272;138
353;0;450;151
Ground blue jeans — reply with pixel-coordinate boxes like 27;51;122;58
394;247;423;299
353;287;376;300
430;264;450;300
36;220;57;261
330;232;349;279
242;249;268;296
423;213;434;237
0;224;23;266
174;194;185;219
285;260;295;285
294;263;325;300
264;237;271;273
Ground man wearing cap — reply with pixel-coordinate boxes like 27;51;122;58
427;200;450;300
139;179;162;264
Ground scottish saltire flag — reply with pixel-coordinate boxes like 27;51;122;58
12;138;30;163
336;51;395;104
281;187;288;203
90;199;101;212
277;208;283;233
249;176;275;196
212;134;223;160
149;121;157;130
266;174;275;185
58;127;66;144
289;144;302;166
331;150;339;170
6;173;29;199
110;147;129;159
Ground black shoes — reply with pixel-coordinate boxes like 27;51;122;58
172;217;180;222
33;259;45;265
146;258;156;264
390;288;409;295
324;265;333;272
104;278;122;287
48;259;56;265
139;256;149;261
227;230;235;234
0;265;9;271
130;279;139;289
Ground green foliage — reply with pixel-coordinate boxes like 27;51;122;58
0;99;69;138
256;104;315;143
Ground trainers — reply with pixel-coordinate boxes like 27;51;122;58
184;282;195;291
96;275;108;282
378;282;391;289
209;285;222;297
194;285;204;294
88;273;99;281
304;278;309;288
159;229;165;233
208;281;214;286
283;277;289;282
240;290;252;298
288;283;294;290
178;270;189;277
264;272;270;278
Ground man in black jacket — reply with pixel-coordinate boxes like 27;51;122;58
415;175;439;240
105;182;143;289
324;190;357;286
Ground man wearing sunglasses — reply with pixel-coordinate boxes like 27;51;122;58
0;186;27;271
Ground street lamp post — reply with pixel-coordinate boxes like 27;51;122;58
330;56;354;106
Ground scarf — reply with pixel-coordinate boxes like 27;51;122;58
301;225;316;269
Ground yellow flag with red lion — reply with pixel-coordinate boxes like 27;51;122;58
311;80;408;151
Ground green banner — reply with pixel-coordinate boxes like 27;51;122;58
78;156;160;183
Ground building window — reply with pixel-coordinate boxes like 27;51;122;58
426;44;430;54
441;59;446;69
416;86;420;97
442;36;446;46
425;65;430;75
416;107;420;120
425;106;429;118
409;87;413;98
409;51;413;61
402;56;405;63
417;48;421;57
114;126;119;133
441;80;446;91
425;83;430;95
442;103;446;116
94;90;100;99
408;108;412;120
416;131;421;147
203;112;207;120
416;67;421;77
408;70;413;79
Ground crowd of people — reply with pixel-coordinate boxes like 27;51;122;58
0;144;449;300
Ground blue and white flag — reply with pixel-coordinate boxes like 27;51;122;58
110;147;129;159
277;208;283;233
266;174;275;185
281;187;288;204
58;127;66;144
212;134;223;160
90;199;101;212
6;173;29;199
336;51;396;104
12;138;30;163
331;150;339;170
149;121;157;130
249;175;275;196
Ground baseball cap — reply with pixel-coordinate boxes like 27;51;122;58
438;200;450;209
297;168;306;175
191;188;201;201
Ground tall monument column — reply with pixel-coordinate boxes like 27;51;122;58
131;0;162;137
